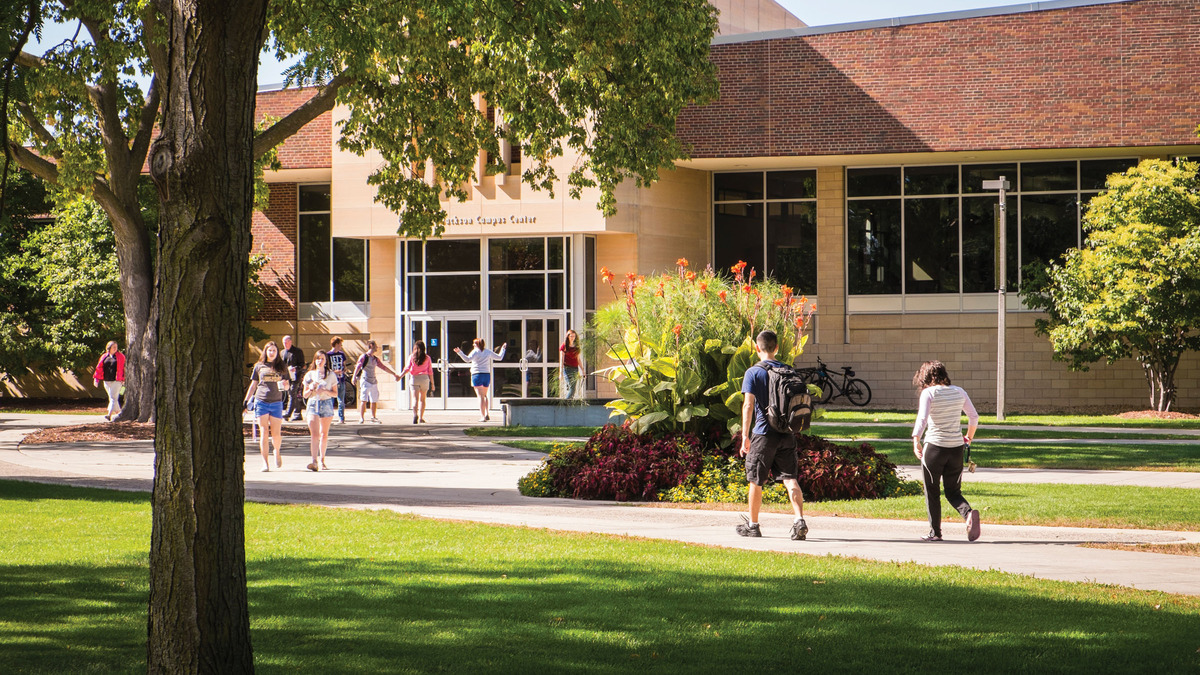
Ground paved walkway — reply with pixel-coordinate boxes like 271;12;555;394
2;411;1198;596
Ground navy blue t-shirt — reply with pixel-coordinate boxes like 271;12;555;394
741;359;784;436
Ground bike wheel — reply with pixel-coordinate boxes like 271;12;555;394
845;378;872;406
813;376;835;404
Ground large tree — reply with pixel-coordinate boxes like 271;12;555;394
4;0;718;670
1021;159;1200;412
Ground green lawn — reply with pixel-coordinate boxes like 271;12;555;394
465;425;599;438
2;480;1198;674
813;423;1200;441
818;410;1200;429
793;482;1200;531
870;440;1200;472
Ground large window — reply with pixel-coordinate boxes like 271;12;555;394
298;184;369;303
713;170;817;294
404;237;570;312
845;158;1138;296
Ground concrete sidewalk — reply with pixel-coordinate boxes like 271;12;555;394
2;411;1198;596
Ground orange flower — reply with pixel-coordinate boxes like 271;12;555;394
718;290;727;303
698;281;708;292
672;324;682;336
795;317;804;329
749;268;757;280
780;285;793;296
676;258;689;268
731;261;747;274
600;266;615;284
742;284;752;294
773;298;785;307
685;271;696;281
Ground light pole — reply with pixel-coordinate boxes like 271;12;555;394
982;177;1010;421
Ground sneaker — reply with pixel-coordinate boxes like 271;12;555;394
370;418;382;424
920;534;943;542
966;509;981;541
478;417;488;423
790;519;809;541
735;515;762;538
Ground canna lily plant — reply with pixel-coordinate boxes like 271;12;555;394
592;259;815;442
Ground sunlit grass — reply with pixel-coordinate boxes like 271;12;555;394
870;440;1200;472
2;480;1198;674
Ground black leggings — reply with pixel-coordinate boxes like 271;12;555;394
921;443;972;537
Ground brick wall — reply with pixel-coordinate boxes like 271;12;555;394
255;88;332;169
679;0;1200;157
251;183;297;321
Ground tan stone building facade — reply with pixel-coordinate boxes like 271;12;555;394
255;0;1200;414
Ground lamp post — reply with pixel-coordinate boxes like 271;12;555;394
982;177;1010;421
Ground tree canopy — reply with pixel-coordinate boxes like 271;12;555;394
1021;159;1200;411
4;1;721;670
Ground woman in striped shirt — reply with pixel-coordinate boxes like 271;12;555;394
911;360;981;542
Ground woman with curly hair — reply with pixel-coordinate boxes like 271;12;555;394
911;360;980;542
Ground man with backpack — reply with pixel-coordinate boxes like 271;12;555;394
736;330;809;540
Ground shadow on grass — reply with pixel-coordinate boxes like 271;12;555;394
4;482;1200;674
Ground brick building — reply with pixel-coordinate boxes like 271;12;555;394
254;0;1200;413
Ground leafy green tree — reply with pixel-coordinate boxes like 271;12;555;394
5;1;718;670
1021;159;1200;411
0;195;123;376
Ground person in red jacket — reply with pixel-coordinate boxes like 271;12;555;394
92;341;126;421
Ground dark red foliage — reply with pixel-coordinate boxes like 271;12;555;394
793;435;899;501
554;425;706;501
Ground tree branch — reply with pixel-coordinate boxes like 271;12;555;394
129;75;161;170
15;101;59;153
6;142;60;184
252;71;353;159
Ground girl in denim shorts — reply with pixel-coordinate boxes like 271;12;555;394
303;350;339;471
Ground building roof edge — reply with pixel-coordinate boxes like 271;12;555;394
712;0;1136;45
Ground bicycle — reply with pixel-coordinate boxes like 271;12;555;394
802;357;872;406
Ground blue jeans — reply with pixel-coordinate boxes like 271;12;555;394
563;366;580;399
336;379;346;421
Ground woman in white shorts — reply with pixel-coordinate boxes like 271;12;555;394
351;340;399;423
303;350;338;470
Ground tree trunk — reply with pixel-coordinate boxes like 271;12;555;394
147;1;267;672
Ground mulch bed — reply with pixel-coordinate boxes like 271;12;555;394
21;421;310;445
1113;410;1198;420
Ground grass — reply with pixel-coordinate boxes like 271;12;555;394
1082;542;1200;557
813;423;1200;441
819;410;1200;429
787;482;1200;531
2;479;1198;674
869;440;1200;472
464;425;598;438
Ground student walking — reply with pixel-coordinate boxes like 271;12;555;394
327;336;348;424
243;341;291;471
398;341;435;424
303;350;338;471
735;330;808;541
559;329;584;399
454;338;506;422
911;360;981;542
281;335;306;421
92;341;126;422
351;340;399;423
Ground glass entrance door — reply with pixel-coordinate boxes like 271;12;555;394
409;317;480;409
490;317;562;399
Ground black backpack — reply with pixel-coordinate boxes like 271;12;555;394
754;361;814;434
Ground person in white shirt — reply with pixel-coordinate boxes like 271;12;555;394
454;338;506;422
911;360;981;542
303;350;339;471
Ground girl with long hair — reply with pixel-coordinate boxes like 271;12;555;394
92;341;126;421
303;350;338;470
399;340;435;424
243;341;291;471
559;329;584;399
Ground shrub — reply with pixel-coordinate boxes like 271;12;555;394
591;260;818;440
518;425;705;502
661;434;921;503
